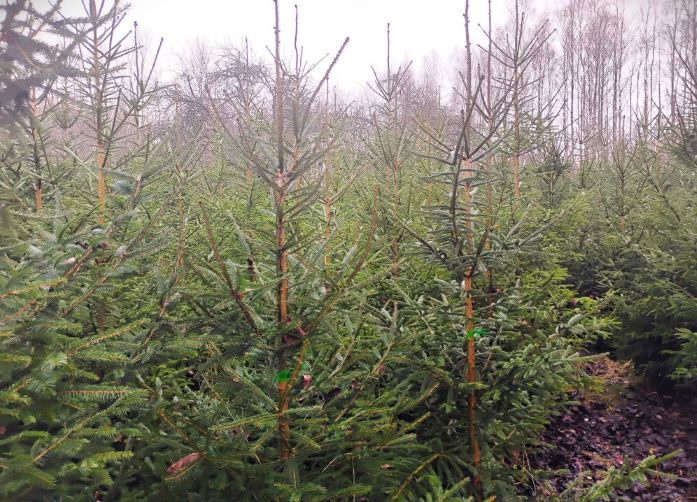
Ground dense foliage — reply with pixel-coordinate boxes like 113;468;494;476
0;0;695;500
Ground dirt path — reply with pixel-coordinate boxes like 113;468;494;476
526;357;697;500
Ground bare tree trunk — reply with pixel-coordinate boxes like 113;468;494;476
463;2;481;496
29;88;42;211
324;169;331;269
463;158;481;498
90;0;107;225
323;82;332;271
511;0;523;200
570;3;576;163
272;0;291;462
484;0;494;313
386;23;401;280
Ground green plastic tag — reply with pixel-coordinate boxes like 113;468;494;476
466;327;487;339
276;369;291;383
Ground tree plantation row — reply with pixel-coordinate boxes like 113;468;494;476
0;0;695;500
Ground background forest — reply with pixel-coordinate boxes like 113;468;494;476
1;0;696;500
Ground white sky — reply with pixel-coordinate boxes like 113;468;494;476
32;0;657;95
39;0;528;93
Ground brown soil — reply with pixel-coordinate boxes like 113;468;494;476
526;356;697;500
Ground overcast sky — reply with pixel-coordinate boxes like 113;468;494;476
34;0;657;95
42;0;534;92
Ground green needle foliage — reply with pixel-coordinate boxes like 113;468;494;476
0;0;694;500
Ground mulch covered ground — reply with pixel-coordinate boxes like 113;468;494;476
526;357;697;500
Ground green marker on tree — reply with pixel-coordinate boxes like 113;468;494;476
275;369;291;383
466;327;487;339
